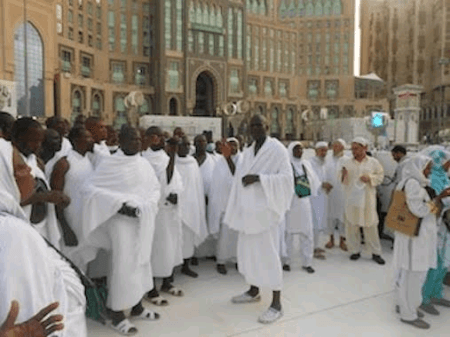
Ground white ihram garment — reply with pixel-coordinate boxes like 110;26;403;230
176;155;208;259
195;153;218;258
73;150;160;311
21;153;62;249
142;148;184;277
224;137;293;290
87;140;110;168
0;139;87;337
284;142;321;267
208;154;242;264
326;154;347;236
308;156;329;247
62;150;93;255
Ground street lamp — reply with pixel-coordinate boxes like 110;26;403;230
438;58;450;142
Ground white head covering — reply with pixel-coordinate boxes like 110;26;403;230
227;137;240;148
287;141;303;164
0;139;28;220
334;138;347;148
315;141;328;149
398;155;431;189
352;137;369;147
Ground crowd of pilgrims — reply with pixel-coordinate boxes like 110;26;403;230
1;111;450;335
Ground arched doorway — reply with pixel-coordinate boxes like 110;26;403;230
193;72;215;116
169;98;178;116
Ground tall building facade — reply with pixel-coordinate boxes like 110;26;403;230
360;0;450;140
1;0;388;140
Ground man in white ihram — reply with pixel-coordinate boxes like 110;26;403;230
224;115;293;324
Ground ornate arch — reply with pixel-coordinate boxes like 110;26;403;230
190;65;223;109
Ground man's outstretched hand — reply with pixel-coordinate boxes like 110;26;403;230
0;301;64;337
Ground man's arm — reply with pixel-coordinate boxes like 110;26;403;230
50;158;78;247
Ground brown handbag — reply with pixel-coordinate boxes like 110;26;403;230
385;180;422;237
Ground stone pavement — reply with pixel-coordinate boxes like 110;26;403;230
87;240;450;336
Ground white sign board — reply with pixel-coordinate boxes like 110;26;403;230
139;116;222;141
0;80;17;117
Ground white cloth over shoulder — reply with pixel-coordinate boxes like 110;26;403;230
0;139;86;337
308;156;329;232
87;140;110;168
223;137;294;234
285;142;320;235
143;149;184;277
21;153;62;248
45;138;73;181
327;154;347;223
78;149;160;265
208;153;242;236
175;155;208;245
63;150;94;244
197;153;216;197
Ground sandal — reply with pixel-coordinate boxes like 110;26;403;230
161;286;184;297
146;294;169;306
131;307;160;321
109;319;138;336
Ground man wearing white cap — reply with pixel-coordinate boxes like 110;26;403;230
325;139;348;251
338;137;386;265
308;141;333;260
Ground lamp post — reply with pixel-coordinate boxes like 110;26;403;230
438;58;450;142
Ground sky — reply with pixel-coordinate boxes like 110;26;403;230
354;0;361;76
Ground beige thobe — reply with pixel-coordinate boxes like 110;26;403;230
338;156;384;255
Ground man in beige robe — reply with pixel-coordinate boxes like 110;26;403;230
338;137;386;265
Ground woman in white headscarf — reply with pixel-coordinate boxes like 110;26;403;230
392;155;450;329
282;142;321;273
0;139;87;337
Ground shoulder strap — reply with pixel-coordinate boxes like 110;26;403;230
302;164;308;178
42;237;95;288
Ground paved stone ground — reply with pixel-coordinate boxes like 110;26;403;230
87;239;450;336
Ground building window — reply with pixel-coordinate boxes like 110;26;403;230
88;18;93;31
72;90;83;121
255;28;260;71
165;0;172;49
135;64;148;85
249;78;258;96
230;69;240;94
78;31;83;43
120;13;127;53
332;0;342;16
143;12;151;56
307;80;321;100
264;79;273;97
108;11;115;51
78;14;84;27
168;62;179;91
279;82;287;98
68;0;73;6
97;38;102;49
131;15;138;54
96;5;102;19
208;34;214;55
262;33;267;71
325;80;339;100
68;10;74;23
87;1;93;15
188;31;194;52
61;49;72;72
246;26;252;67
237;9;243;59
81;55;92;77
176;0;183;51
114;95;128;129
228;8;234;58
270;108;280;135
111;62;125;84
286;108;294;136
219;36;224;56
92;92;102;116
198;32;204;54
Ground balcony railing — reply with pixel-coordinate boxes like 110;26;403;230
62;60;71;73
